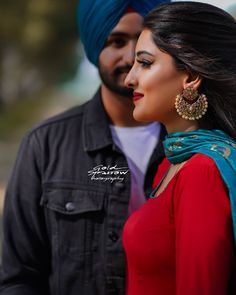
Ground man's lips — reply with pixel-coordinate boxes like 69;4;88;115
133;92;144;102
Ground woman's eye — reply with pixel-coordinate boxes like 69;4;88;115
136;59;152;68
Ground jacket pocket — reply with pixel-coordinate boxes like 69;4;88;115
40;186;105;258
41;187;105;215
40;186;106;292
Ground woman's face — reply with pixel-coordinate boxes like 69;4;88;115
125;29;191;130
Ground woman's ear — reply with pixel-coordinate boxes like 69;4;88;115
183;72;202;90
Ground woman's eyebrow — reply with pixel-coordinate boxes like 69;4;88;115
136;50;154;57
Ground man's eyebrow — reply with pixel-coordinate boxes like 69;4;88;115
109;31;140;38
109;32;129;37
136;50;155;57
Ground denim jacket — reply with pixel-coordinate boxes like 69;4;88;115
0;89;165;295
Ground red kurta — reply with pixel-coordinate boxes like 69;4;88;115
122;154;236;295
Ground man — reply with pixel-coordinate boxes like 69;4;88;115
0;1;168;294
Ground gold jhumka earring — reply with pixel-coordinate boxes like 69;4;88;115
175;86;208;120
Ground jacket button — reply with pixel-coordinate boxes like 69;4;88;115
65;202;75;212
108;231;119;242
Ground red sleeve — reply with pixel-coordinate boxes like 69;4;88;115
174;155;235;295
152;157;171;188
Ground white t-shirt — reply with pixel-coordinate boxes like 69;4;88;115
110;122;161;215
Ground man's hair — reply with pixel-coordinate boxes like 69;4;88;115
144;1;236;139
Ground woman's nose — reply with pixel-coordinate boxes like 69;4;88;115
125;67;136;88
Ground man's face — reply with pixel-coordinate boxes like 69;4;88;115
98;12;143;97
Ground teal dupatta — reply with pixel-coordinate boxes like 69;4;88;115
163;129;236;242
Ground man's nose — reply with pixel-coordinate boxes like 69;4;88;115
122;40;136;66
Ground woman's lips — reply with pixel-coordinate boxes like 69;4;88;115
133;92;144;102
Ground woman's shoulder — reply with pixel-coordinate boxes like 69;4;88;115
182;153;218;172
152;153;218;188
178;153;225;188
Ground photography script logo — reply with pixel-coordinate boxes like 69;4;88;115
88;164;129;183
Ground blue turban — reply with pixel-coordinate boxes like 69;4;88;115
78;0;170;66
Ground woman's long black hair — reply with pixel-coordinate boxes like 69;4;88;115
144;1;236;139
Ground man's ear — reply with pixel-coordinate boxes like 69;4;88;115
183;72;202;90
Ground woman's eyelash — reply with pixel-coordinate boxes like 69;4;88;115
136;59;153;68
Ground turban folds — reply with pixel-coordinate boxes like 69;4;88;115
78;0;170;66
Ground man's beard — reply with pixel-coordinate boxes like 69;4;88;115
98;64;133;97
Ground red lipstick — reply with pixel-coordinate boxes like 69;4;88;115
133;92;144;102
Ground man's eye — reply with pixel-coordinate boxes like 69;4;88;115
136;59;153;68
112;38;126;47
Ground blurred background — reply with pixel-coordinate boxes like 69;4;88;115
0;0;100;212
0;0;235;255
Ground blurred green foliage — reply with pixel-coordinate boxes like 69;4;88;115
0;0;79;105
0;89;54;139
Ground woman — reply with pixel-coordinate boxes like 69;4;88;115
122;2;236;294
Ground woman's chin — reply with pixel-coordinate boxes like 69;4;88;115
133;109;150;123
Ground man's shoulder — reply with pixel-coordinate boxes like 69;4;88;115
39;101;88;128
19;105;87;149
28;98;94;137
32;89;103;133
